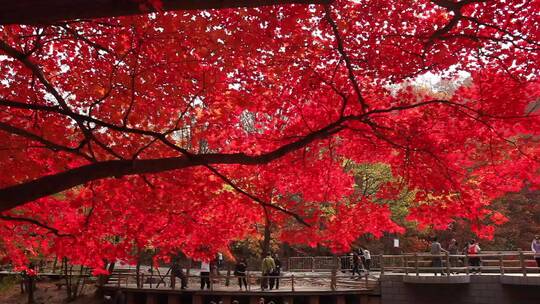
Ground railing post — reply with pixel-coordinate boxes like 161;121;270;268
519;250;526;277
52;257;58;274
380;255;385;275
414;253;419;276
331;268;336;291
209;271;214;290
247;271;251;291
464;254;469;275
499;254;504;275
291;274;295;292
331;256;337;291
445;252;450;276
404;255;408;275
225;264;231;287
312;257;315;272
287;258;291;272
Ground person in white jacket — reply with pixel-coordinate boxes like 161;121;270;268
200;261;211;289
363;248;372;271
532;235;540;267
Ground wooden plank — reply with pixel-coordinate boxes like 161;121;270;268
221;296;232;304
283;296;294;304
168;294;182;304
249;296;259;304
146;294;158;304
192;295;203;304
335;295;346;304
126;292;137;304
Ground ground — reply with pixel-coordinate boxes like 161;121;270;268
0;277;102;304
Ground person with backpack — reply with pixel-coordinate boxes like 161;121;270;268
466;239;481;274
234;258;248;290
171;258;187;289
269;253;281;290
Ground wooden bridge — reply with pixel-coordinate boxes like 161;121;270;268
99;251;539;304
2;251;539;304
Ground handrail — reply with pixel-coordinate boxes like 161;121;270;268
286;252;537;277
107;271;377;292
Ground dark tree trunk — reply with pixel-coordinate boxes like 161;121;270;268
136;256;142;288
25;276;35;304
261;207;272;258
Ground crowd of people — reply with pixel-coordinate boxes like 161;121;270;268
429;235;540;275
170;252;282;291
429;237;482;275
168;236;540;291
341;246;372;277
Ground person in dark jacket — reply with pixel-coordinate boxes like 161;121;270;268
171;259;187;289
234;258;248;290
269;254;281;290
351;252;361;277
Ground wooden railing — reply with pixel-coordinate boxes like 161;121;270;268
109;270;377;291
286;251;538;276
379;251;538;276
288;255;382;272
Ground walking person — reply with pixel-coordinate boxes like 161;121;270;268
234;258;248;290
270;254;281;290
261;253;275;290
531;235;540;268
466;239;481;274
171;258;187;289
358;248;366;273
351;252;361;278
200;260;211;290
448;239;460;273
363;247;372;271
216;252;224;275
430;237;448;276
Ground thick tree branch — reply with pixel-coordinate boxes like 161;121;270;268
1;96;531;212
0;119;344;211
0;0;331;25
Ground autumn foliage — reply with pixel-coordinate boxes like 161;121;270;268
0;0;539;270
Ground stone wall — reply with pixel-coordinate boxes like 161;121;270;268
380;275;540;304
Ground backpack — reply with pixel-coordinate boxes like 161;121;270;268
467;245;478;254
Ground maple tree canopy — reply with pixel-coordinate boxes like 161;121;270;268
0;0;539;270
